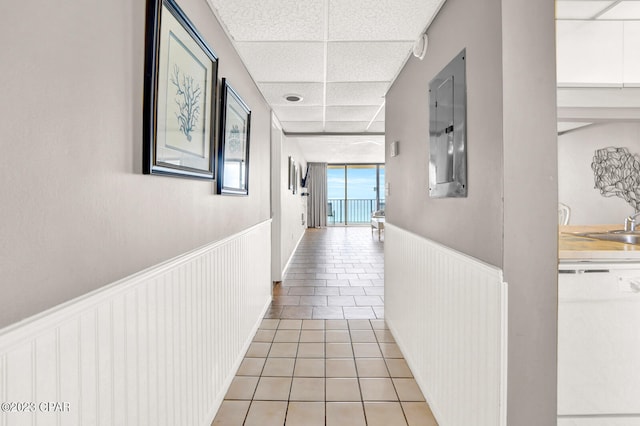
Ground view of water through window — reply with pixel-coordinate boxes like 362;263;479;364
327;164;385;225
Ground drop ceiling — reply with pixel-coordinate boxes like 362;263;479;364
205;0;640;156
556;0;640;133
209;0;444;134
205;0;446;160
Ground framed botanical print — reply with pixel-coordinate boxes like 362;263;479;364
143;0;218;179
217;78;251;195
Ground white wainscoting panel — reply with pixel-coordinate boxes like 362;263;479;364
385;223;508;426
0;220;272;426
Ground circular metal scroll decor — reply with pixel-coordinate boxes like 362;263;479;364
592;146;640;212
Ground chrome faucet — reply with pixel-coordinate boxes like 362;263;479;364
624;211;640;231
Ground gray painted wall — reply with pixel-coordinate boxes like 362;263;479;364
386;0;558;423
559;122;640;224
502;0;558;424
279;137;308;274
270;116;308;282
386;0;504;268
0;0;272;328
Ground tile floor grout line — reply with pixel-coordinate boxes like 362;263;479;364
323;318;328;426
214;228;435;425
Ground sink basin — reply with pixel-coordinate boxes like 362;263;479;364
576;230;640;245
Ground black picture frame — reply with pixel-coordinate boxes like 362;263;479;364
217;78;251;195
143;0;218;179
288;156;294;190
293;163;298;195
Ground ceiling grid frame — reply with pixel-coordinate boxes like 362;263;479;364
207;0;446;142
322;0;330;131
208;0;640;157
556;0;640;133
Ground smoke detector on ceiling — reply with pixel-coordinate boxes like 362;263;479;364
412;33;429;60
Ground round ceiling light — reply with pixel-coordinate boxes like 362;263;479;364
284;94;303;103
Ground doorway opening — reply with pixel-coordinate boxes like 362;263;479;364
327;164;385;226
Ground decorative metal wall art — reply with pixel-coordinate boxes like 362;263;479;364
592;146;640;211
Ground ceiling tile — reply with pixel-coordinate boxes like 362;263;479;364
272;106;324;122
598;1;640;20
326;106;381;122
555;1;614;20
206;0;448;144
373;105;385;119
294;135;385;163
327;42;413;82
624;22;640;84
326;82;388;106
328;0;443;41
281;121;325;133
557;87;640;108
324;121;371;132
208;0;324;41
236;42;325;82
557;122;592;133
556;21;624;85
259;82;324;106
367;121;385;133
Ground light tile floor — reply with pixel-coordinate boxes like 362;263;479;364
212;227;438;425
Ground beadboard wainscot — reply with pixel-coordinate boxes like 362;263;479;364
385;222;508;426
0;220;272;426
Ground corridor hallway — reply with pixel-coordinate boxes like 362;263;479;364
212;227;438;425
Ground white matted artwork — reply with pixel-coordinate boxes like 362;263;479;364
143;0;218;179
217;78;251;195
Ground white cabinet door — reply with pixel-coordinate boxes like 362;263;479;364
558;265;640;418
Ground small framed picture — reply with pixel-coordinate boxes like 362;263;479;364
217;78;251;195
288;156;295;190
143;0;218;179
293;163;298;195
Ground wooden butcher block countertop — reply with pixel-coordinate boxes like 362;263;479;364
559;224;640;261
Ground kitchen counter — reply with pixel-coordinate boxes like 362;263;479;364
558;226;640;425
559;224;640;261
